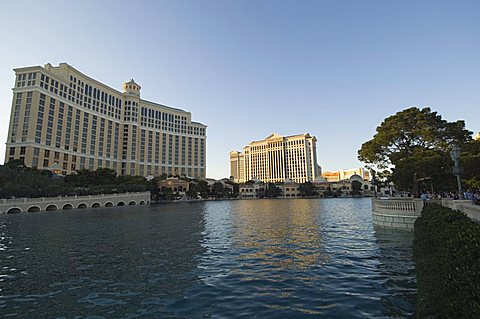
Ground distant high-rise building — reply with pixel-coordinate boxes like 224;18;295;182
5;63;207;178
229;133;321;183
322;167;370;182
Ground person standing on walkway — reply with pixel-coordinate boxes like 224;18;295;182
420;191;429;202
464;189;475;202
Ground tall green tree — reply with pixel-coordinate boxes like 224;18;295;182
461;140;480;189
211;182;224;198
351;180;362;195
299;182;317;197
195;180;209;198
391;150;455;193
265;183;282;198
358;107;472;195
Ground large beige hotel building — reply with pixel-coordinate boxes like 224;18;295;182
230;133;321;183
5;63;206;178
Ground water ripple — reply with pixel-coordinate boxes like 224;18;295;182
0;198;416;318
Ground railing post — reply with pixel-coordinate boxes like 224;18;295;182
413;199;423;214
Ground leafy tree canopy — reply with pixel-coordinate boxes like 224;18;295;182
265;183;282;198
358;107;471;169
351;180;362;194
299;182;317;197
358;107;473;194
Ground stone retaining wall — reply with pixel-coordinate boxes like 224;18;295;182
372;197;480;230
372;211;417;230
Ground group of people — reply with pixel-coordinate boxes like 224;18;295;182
420;189;480;204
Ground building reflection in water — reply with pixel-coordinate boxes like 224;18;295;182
231;199;328;271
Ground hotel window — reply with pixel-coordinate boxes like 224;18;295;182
10;93;22;142
148;131;153;162
168;135;173;165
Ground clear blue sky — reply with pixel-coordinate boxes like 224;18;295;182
1;0;479;179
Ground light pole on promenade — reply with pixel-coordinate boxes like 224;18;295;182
367;167;377;198
450;144;463;199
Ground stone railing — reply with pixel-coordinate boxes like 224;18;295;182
371;197;423;215
372;197;480;229
449;201;480;222
371;198;423;230
0;192;151;214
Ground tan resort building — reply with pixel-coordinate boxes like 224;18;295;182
322;167;371;182
230;133;322;184
5;63;207;178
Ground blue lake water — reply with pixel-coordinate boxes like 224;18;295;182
0;198;416;318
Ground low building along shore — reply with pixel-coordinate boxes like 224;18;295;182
238;174;376;199
322;167;371;182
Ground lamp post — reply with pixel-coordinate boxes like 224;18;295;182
370;169;377;198
450;144;463;199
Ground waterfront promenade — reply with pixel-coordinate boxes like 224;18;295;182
372;197;480;229
0;192;151;214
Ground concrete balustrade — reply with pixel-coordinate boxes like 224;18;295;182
448;201;480;222
372;197;480;230
0;192;151;214
372;198;423;230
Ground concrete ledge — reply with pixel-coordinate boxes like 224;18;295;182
372;211;419;231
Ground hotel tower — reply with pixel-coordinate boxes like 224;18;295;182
5;63;207;178
230;133;321;184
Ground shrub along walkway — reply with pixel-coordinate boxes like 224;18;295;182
413;204;480;318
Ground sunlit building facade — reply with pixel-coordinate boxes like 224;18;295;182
230;133;321;183
322;167;370;182
5;63;207;178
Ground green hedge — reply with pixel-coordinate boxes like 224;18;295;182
413;204;480;318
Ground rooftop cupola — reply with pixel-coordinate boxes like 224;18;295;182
122;79;141;96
